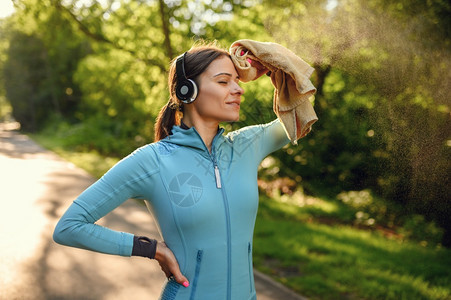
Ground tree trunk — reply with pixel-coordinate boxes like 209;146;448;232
158;0;173;60
312;63;331;118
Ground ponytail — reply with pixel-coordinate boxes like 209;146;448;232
154;102;182;141
154;56;181;142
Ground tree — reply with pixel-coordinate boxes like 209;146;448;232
3;31;47;131
261;0;451;245
3;0;89;130
4;0;269;154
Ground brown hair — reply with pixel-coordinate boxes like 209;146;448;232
154;42;230;141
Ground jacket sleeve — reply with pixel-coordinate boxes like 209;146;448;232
257;119;291;160
227;119;290;164
53;146;158;257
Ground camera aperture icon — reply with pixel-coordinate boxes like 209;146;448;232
168;173;203;207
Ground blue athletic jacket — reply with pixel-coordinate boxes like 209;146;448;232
53;119;290;300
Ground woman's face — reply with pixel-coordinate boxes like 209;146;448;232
191;55;244;123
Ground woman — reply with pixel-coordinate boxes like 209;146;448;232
53;43;291;300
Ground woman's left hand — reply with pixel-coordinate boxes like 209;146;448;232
155;241;190;287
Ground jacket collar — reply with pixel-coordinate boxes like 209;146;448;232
163;124;226;154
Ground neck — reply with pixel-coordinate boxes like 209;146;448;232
182;117;218;152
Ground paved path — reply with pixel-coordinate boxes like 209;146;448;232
0;122;307;300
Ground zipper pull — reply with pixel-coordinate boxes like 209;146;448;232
214;165;222;189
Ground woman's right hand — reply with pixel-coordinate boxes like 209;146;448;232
248;58;269;79
155;241;190;287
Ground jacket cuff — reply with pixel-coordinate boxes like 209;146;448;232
131;236;157;259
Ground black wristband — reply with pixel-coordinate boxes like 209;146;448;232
132;236;157;259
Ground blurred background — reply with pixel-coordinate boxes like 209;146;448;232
0;0;450;299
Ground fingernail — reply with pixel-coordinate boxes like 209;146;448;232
183;281;189;287
246;58;252;64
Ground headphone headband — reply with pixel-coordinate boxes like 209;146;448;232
175;53;187;85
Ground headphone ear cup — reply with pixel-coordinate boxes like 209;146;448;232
187;79;198;103
176;79;198;104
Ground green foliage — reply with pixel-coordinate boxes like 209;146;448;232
271;70;378;196
3;31;50;131
337;190;392;225
261;0;451;246
2;1;88;131
0;20;12;120
47;117;136;156
73;49;159;156
367;0;451;44
398;215;445;246
0;95;11;120
337;189;445;244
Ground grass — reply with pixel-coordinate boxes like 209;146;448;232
30;133;119;178
253;193;451;300
30;131;451;300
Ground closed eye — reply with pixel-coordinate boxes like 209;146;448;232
213;72;239;83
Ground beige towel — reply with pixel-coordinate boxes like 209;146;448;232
229;39;318;144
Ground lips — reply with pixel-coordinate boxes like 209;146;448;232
225;100;241;109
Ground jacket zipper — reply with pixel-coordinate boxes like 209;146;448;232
194;129;232;300
248;242;253;293
211;149;232;300
189;250;203;300
214;164;222;188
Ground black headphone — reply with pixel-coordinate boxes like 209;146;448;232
175;52;198;104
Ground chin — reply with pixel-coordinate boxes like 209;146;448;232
220;113;240;123
228;115;240;122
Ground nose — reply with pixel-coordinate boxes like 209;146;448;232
232;81;244;95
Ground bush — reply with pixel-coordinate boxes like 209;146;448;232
40;116;143;157
398;215;444;246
